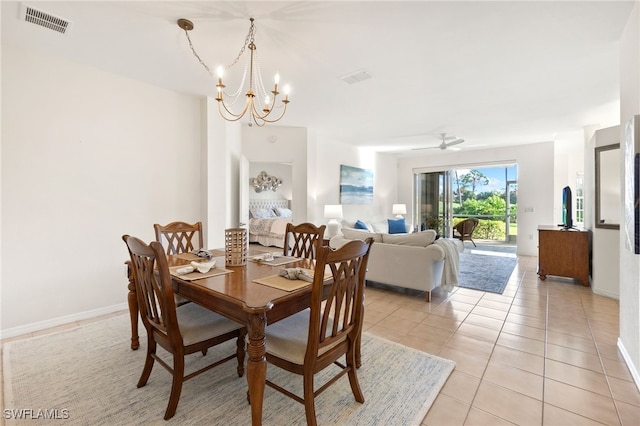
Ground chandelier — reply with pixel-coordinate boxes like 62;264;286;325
178;17;290;127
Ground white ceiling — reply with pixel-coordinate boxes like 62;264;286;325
1;1;635;155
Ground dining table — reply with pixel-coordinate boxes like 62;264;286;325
165;250;329;426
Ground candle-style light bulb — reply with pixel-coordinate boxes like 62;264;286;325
274;73;280;85
216;66;224;78
283;85;290;102
265;95;271;107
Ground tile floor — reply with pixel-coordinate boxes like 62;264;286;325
362;254;640;425
2;251;639;425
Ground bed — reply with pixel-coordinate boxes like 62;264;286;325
248;199;293;248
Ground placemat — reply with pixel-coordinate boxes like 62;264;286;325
249;255;300;266
174;249;224;262
169;265;233;281
252;268;332;291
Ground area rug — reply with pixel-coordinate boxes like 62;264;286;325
457;250;517;294
3;314;455;426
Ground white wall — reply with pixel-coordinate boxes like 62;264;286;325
398;142;557;256
309;134;398;229
618;1;640;391
1;46;203;334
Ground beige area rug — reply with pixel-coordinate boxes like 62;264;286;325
3;314;455;425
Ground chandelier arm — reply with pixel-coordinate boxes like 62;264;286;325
249;96;288;124
217;96;252;121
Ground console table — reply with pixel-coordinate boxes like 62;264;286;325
537;226;590;286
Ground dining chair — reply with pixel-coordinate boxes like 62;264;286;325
122;234;246;420
283;222;326;260
452;217;479;247
154;221;203;255
264;237;374;426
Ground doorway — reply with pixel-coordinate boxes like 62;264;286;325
414;164;518;244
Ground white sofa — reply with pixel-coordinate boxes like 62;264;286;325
329;228;463;302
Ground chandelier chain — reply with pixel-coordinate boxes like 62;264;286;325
183;28;213;76
226;18;255;71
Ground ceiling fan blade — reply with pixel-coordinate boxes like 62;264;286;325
411;146;439;151
445;138;464;147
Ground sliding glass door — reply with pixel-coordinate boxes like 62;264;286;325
414;164;518;243
413;171;454;237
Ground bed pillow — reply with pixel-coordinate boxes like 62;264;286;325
354;219;369;230
387;218;407;234
250;207;277;219
274;207;292;218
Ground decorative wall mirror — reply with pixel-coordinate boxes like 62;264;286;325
595;143;621;229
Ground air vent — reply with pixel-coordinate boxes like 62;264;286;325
340;70;373;85
20;3;71;35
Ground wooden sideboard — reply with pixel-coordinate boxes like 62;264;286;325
537;226;590;286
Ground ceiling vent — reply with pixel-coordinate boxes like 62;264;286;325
340;70;373;85
20;3;71;35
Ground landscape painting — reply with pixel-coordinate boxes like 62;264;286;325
340;165;373;204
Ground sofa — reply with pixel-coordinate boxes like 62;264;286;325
329;227;463;302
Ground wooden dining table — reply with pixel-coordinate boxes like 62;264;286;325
167;252;323;426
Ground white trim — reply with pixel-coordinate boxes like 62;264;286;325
1;303;128;340
617;337;640;392
592;288;620;300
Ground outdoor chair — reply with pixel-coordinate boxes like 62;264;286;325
453;218;479;247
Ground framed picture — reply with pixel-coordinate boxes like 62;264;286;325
340;165;373;204
623;115;639;254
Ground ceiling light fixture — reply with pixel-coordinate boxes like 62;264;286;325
178;17;290;127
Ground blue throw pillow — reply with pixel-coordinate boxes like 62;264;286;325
388;218;406;234
354;219;369;230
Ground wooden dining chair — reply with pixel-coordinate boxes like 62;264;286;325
122;235;246;420
283;222;326;260
264;238;374;426
154;221;203;255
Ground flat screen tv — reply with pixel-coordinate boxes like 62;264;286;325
562;185;573;229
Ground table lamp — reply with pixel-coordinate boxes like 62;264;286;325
392;204;407;219
324;204;343;238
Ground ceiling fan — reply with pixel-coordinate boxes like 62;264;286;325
413;133;465;151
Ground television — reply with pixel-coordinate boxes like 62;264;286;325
561;185;574;229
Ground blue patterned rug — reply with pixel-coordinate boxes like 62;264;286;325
458;250;517;294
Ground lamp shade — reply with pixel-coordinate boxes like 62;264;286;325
392;204;407;215
324;204;343;219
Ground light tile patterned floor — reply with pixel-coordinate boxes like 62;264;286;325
361;254;640;425
2;252;639;425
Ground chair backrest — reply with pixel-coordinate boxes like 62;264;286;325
455;218;479;237
306;238;373;364
283;222;326;259
154;221;203;255
123;235;180;346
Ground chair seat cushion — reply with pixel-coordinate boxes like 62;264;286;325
265;309;339;364
177;302;243;346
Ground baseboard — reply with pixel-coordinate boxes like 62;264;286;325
1;303;129;340
617;337;640;392
591;287;620;300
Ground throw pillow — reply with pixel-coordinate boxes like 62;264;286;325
387;218;406;234
341;228;383;243
370;221;389;233
354;219;369;230
381;230;437;247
